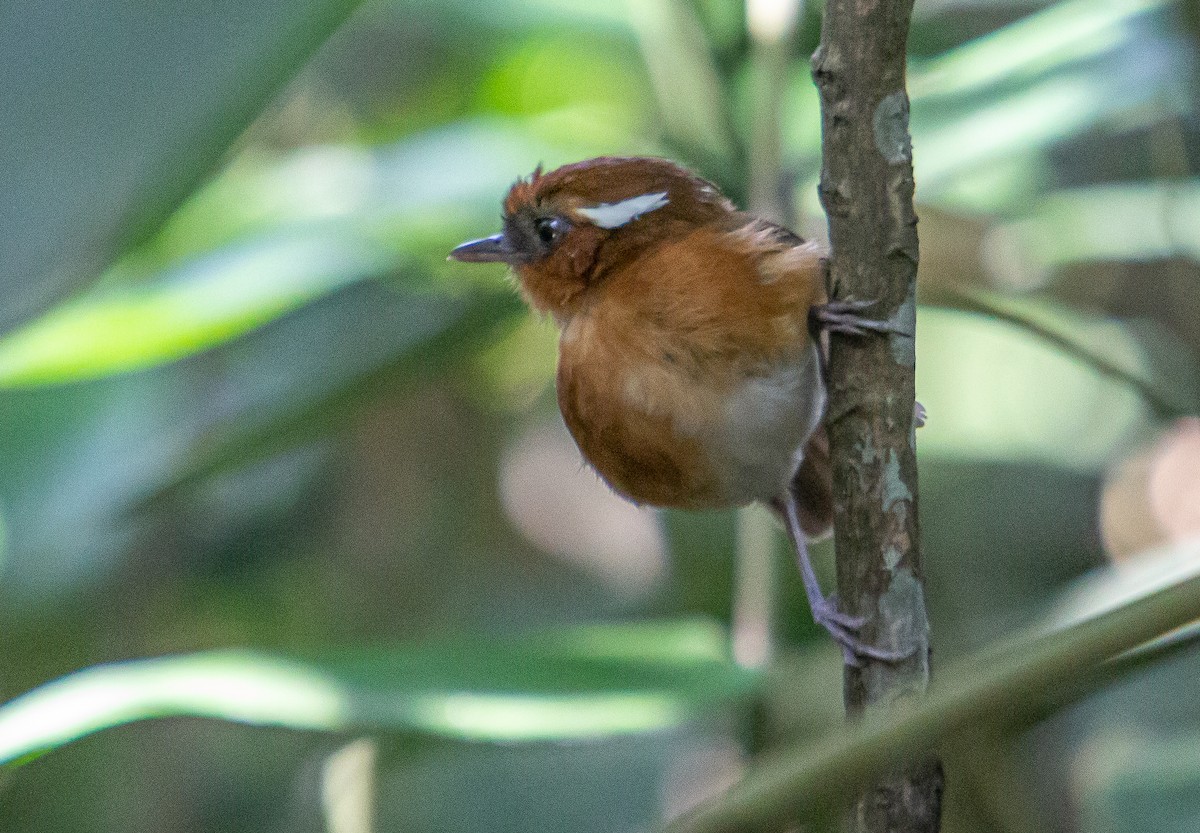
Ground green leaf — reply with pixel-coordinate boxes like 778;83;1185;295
130;286;525;511
0;619;757;766
143;119;584;273
791;0;1190;214
918;290;1198;438
909;0;1169;102
915;304;1156;470
626;0;738;168
0;233;391;387
1078;733;1200;833
0;0;366;335
0;119;575;389
989;180;1200;272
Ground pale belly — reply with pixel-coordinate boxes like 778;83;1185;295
710;344;825;504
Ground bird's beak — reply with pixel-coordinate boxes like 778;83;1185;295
448;233;517;264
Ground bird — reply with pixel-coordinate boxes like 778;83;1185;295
450;156;904;663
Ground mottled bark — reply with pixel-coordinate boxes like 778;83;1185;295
812;0;944;830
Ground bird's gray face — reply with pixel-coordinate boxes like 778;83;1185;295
448;208;572;266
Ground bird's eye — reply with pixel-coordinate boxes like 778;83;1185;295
535;216;568;246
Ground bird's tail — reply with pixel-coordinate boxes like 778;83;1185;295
791;426;834;540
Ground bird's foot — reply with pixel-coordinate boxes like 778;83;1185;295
815;592;864;629
811;299;927;428
780;494;917;667
811;298;905;338
811;594;915;668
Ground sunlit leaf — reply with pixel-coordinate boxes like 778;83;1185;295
909;0;1168;101
915;305;1154;470
141;120;576;273
916;73;1116;192
0;234;392;387
910;0;1191;206
394;0;631;32
922;289;1197;419
1054;538;1200;628
986;180;1200;277
477;35;653;151
0;0;366;335
792;0;1191;214
0;620;756;765
0;118;585;389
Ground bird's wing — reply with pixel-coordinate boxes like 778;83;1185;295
747;214;807;248
721;211;808;248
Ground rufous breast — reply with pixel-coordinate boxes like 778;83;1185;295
555;224;827;510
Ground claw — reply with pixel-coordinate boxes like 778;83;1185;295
809;298;912;390
815;593;865;630
811;594;914;666
824;621;915;667
811;298;910;339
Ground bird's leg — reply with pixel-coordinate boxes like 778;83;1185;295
776;493;912;666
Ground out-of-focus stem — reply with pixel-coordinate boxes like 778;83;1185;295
746;0;802;225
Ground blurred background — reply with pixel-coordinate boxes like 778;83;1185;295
1;0;1199;831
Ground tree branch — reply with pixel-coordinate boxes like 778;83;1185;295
813;0;943;829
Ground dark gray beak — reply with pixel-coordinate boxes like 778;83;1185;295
448;233;516;264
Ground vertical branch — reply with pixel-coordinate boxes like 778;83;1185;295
812;0;943;830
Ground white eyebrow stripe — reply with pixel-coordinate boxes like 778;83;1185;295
576;192;670;228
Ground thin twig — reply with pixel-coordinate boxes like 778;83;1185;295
745;0;802;225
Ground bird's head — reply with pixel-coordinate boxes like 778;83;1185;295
449;157;733;321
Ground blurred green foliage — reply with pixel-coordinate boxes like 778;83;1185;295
0;620;753;762
1;0;1199;831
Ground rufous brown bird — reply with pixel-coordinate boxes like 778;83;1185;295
450;156;901;662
